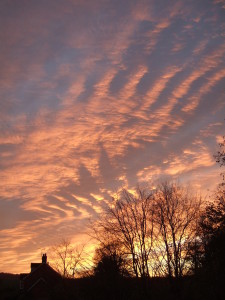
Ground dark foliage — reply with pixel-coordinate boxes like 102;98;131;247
93;242;130;280
214;136;225;181
3;274;225;300
0;274;19;300
94;252;125;279
199;187;225;298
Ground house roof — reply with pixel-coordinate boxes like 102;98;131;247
21;262;61;294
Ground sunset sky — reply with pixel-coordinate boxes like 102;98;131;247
0;0;225;273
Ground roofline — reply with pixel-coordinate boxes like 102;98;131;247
21;263;61;280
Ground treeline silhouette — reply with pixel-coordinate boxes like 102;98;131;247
45;137;225;299
11;184;225;300
1;137;225;300
87;182;225;300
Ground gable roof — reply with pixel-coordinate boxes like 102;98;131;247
21;262;61;294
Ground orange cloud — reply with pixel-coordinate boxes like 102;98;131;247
182;67;225;112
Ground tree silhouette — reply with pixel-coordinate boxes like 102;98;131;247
214;136;225;181
153;182;202;279
92;183;202;280
199;186;225;297
93;242;130;279
49;238;86;278
93;187;155;279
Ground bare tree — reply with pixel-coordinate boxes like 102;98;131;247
215;136;225;182
49;238;86;278
153;182;202;279
215;136;225;166
92;187;155;278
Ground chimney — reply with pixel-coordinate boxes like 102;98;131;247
42;253;47;264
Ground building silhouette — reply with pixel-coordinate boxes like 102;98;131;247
19;253;61;299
